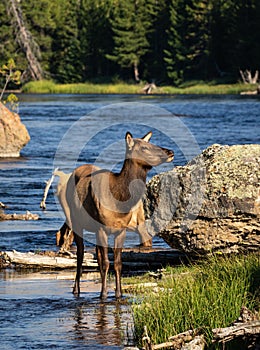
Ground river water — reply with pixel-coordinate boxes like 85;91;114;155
0;94;259;349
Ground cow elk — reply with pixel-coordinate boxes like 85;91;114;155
66;131;174;299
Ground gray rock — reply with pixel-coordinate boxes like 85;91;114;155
144;144;260;255
0;102;30;157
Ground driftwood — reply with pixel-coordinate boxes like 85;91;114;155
110;248;185;271
40;167;59;209
240;85;260;95
0;210;39;221
142;83;156;94
1;250;98;269
142;307;259;350
0;248;184;271
213;320;260;343
142;327;205;350
240;69;259;84
213;306;260;345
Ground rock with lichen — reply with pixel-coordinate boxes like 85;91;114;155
0;102;30;157
144;144;260;255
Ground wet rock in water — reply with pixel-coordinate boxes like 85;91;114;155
144;144;260;255
0;102;30;157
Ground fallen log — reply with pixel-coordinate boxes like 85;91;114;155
112;248;185;271
212;320;260;343
0;248;184;271
0;210;39;221
1;250;98;269
142;327;205;350
141;307;259;350
240;85;260;95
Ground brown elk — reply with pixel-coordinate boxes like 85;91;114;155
66;131;174;299
54;165;153;251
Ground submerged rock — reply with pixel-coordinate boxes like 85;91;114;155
144;144;260;255
0;102;30;157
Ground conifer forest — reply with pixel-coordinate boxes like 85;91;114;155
1;0;260;85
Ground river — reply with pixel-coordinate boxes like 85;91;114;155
0;94;259;349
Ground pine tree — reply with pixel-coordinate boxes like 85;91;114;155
108;0;156;82
49;0;82;83
78;0;115;80
164;0;186;85
144;0;170;83
184;0;213;80
165;0;214;84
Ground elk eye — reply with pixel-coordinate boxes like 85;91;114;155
141;145;149;151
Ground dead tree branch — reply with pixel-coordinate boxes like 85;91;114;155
40;167;59;209
7;0;43;80
240;69;259;84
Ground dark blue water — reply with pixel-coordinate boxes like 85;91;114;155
0;94;259;349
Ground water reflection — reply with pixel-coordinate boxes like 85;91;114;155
72;298;133;347
0;270;134;349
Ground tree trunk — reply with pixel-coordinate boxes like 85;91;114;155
133;61;140;83
7;0;43;80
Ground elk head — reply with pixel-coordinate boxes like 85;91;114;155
125;131;174;168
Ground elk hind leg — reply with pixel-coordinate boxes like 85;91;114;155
137;223;152;248
73;231;84;296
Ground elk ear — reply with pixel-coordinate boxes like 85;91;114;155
142;131;152;142
125;132;134;150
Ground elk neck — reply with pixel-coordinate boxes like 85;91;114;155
110;158;149;204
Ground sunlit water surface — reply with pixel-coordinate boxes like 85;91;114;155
0;94;259;349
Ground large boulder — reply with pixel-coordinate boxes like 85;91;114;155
144;144;260;255
0;102;30;157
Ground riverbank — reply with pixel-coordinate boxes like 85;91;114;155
130;252;260;349
21;80;259;95
1;251;259;349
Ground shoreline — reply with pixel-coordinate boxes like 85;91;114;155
17;81;260;95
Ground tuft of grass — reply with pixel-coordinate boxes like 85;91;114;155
21;80;258;95
131;253;260;348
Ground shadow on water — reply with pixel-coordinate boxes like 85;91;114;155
0;270;134;349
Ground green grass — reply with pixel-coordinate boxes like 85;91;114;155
131;253;260;349
22;80;143;94
21;79;258;95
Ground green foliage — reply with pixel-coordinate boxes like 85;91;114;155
164;0;186;85
107;0;157;81
49;0;82;83
132;253;260;348
1;0;260;85
78;0;115;80
0;59;21;110
5;93;19;112
0;2;15;67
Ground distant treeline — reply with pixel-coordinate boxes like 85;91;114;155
1;0;260;85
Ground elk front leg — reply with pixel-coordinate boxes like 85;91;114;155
114;229;126;299
73;232;84;296
96;228;109;299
